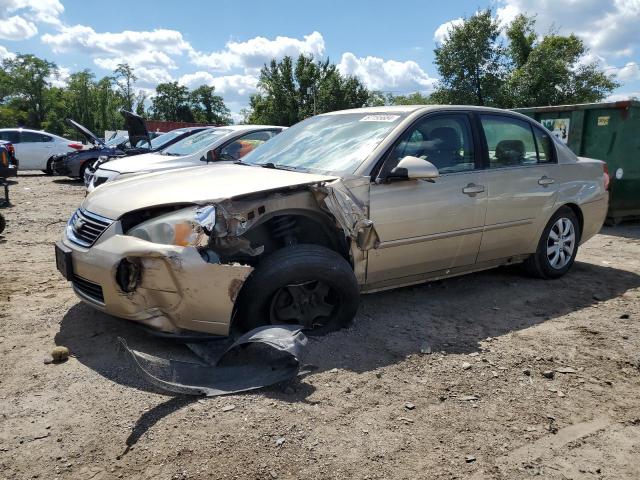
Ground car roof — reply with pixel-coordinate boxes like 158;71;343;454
218;124;285;131
320;104;536;118
0;127;64;137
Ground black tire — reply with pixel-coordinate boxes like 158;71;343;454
42;158;54;176
234;244;360;336
524;206;580;279
0;214;5;235
78;161;90;181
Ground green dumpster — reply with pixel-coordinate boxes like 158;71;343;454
515;100;640;224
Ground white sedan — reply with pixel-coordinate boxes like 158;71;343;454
86;125;284;192
0;128;81;173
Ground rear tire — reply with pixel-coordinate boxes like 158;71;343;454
525;207;580;279
234;244;360;336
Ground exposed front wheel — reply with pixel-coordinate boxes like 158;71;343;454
525;207;580;279
234;244;360;336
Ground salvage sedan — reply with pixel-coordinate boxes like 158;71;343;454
55;106;609;336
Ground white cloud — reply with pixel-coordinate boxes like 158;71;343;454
0;44;16;60
0;0;64;39
47;65;70;88
0;15;38;40
94;51;178;71
338;52;437;93
605;90;640;101
42;25;192;58
191;31;325;72
433;18;463;44
179;72;259;102
496;0;640;58
613;62;640;82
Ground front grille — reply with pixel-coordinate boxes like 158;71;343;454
72;275;104;303
67;208;113;247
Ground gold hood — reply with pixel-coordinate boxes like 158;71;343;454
82;163;338;219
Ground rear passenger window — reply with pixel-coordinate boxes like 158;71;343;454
21;132;52;143
533;127;556;163
481;115;538;168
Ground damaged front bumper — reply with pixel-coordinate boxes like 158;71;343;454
62;222;253;335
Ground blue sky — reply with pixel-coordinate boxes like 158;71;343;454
1;0;639;119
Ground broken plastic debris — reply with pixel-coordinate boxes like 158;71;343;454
119;325;308;396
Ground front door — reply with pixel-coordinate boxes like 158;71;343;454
367;113;487;287
16;131;54;170
476;114;559;262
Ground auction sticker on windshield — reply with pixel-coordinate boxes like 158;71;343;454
360;115;401;122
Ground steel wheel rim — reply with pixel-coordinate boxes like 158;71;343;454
269;280;337;330
547;217;576;269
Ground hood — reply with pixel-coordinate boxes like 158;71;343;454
83;163;338;219
98;151;192;174
121;110;150;149
66;119;104;147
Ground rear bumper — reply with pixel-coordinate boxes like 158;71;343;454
61;224;253;335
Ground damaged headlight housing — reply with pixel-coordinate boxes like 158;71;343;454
127;205;216;247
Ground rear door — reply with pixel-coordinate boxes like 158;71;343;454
476;114;558;262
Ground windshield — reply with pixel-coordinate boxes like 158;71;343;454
162;128;230;156
105;135;128;147
241;112;406;173
149;129;187;150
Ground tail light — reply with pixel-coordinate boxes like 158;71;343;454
602;162;610;190
68;143;84;150
6;143;15;155
1;150;7;167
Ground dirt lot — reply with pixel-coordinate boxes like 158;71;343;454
0;172;639;480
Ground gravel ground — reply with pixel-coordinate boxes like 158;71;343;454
1;173;639;480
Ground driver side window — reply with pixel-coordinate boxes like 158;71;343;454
384;114;475;176
219;130;279;161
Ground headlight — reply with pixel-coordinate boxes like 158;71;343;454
127;205;216;247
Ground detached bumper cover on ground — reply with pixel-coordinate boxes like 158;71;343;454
120;325;308;396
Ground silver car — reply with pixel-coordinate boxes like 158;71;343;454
56;106;609;336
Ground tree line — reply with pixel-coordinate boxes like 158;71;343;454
0;58;233;138
0;10;619;136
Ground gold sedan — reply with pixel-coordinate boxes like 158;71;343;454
56;106;609;336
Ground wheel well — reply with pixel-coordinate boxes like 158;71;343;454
563;203;584;238
224;212;351;267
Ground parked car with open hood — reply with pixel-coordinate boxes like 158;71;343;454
56;106;608;338
0;128;79;173
52;111;207;180
86;125;284;192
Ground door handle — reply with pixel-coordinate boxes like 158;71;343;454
538;176;555;186
462;183;485;196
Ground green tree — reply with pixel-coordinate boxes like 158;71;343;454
503;17;618;107
433;10;506;106
248;55;372;126
390;92;434;105
1;54;57;128
94;76;124;136
66;70;96;131
190;85;231;125
114;63;137;112
151;82;194;121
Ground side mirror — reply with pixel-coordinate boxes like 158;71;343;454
388;156;439;182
